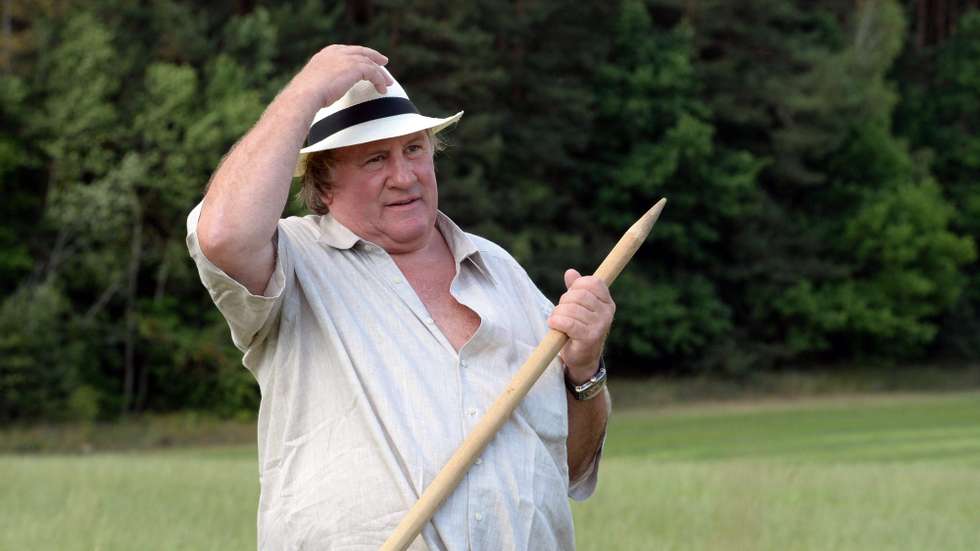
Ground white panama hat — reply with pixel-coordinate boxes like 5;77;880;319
293;67;463;177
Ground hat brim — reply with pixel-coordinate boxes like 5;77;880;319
293;111;463;177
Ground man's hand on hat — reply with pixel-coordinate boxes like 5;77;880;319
548;269;615;385
300;44;394;107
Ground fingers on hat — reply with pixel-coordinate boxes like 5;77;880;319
359;62;389;93
349;45;388;65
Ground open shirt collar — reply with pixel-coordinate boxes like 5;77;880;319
317;211;497;286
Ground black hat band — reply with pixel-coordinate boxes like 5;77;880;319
305;97;420;148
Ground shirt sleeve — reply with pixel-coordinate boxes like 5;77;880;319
520;264;609;501
185;201;290;353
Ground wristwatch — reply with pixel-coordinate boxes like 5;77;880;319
564;360;607;401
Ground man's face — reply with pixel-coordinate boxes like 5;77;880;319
324;131;438;254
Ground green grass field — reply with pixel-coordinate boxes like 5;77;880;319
2;392;978;550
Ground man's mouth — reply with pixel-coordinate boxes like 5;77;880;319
386;197;419;207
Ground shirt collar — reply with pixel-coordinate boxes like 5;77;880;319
434;211;497;286
316;210;498;286
317;213;361;250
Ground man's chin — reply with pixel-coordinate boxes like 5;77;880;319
379;221;436;253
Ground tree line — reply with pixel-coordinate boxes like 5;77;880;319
1;0;978;422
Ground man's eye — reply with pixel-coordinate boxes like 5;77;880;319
364;155;384;167
405;144;423;156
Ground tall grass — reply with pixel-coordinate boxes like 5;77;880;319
1;392;978;550
572;392;980;550
0;448;258;550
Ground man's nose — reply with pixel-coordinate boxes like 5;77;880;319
387;153;415;188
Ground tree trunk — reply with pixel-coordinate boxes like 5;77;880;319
121;206;143;415
1;0;11;71
912;0;980;47
135;348;150;413
153;243;170;303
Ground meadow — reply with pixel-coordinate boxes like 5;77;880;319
1;391;978;550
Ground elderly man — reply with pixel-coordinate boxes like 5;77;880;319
187;44;613;550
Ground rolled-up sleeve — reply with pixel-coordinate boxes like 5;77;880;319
522;265;609;502
185;201;290;352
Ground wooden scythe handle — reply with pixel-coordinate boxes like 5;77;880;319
381;198;667;551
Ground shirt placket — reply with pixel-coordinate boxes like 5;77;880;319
362;243;459;357
366;242;488;530
452;261;499;549
366;240;504;547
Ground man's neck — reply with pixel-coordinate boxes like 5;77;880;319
389;223;454;272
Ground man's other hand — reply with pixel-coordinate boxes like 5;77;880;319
547;269;615;384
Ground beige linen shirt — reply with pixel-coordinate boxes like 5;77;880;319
186;203;601;550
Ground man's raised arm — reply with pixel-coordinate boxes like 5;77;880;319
196;45;393;295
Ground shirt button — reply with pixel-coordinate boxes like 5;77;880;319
425;317;435;325
460;360;467;368
466;408;478;417
474;512;483;521
392;277;402;284
475;457;483;465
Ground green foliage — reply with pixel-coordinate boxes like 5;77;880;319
2;0;979;421
895;9;980;358
612;271;734;362
0;76;39;288
686;0;975;364
1;2;269;421
67;385;102;422
591;2;762;371
0;282;89;421
137;299;258;416
774;170;975;357
33;12;121;181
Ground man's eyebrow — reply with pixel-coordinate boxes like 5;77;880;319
353;136;424;161
358;148;388;159
402;133;426;144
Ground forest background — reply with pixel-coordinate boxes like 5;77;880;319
1;0;979;423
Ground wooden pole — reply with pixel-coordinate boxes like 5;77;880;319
381;198;667;551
